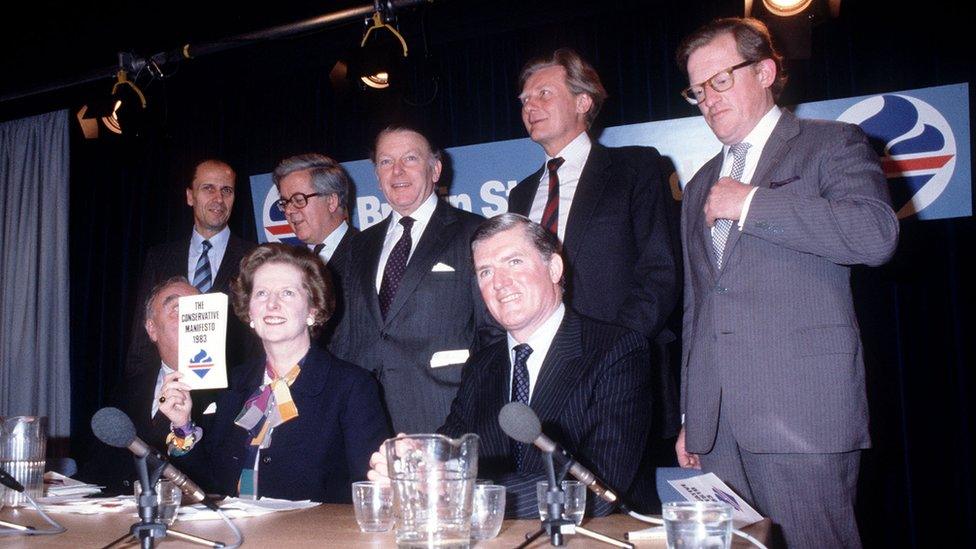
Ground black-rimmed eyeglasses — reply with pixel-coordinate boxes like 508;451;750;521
276;192;323;212
681;60;755;105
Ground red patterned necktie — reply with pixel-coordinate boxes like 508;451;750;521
540;157;565;237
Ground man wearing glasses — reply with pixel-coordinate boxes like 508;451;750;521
675;18;898;548
273;153;358;341
273;153;358;270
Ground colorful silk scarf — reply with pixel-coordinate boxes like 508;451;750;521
234;362;301;499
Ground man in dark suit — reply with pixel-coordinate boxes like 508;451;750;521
80;277;220;494
509;48;680;508
675;18;899;548
368;214;653;517
330;126;499;434
273;153;359;342
127;159;255;376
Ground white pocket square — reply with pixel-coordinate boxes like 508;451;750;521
430;349;469;368
431;262;455;272
202;402;217;415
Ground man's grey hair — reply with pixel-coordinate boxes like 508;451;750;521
272;153;351;212
144;276;194;322
471;213;561;261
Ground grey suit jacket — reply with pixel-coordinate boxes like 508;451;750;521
680;111;899;454
329;198;501;433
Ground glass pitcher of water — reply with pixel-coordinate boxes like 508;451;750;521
384;433;479;548
0;416;47;507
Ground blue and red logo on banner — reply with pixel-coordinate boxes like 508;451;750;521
250;83;970;240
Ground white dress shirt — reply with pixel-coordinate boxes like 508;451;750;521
374;192;439;292
312;222;349;263
527;132;591;242
506;304;566;401
714;105;782;231
188;226;230;283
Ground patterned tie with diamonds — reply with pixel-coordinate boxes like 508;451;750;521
510;343;533;470
378;217;415;318
712;142;751;268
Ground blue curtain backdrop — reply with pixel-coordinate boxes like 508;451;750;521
40;1;974;547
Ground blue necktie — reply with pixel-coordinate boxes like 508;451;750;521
193;240;213;292
510;343;533;470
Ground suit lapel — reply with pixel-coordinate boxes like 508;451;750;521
481;345;515;457
563;144;610;262
692;154;723;280
360;218;390;326
509;167;544;216
720;112;800;269
527;313;586;456
212;234;243;290
382;199;456;325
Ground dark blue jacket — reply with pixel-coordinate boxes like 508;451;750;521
177;344;390;502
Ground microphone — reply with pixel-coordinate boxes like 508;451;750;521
90;407;212;507
0;466;25;492
498;401;621;505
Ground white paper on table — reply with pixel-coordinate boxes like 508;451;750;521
39;496;136;514
667;472;764;527
177;497;320;521
178;292;229;390
42;471;103;498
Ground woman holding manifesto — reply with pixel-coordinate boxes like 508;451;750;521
158;243;389;501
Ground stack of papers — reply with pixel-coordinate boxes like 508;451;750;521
41;471;103;503
40;496;135;514
178;497;320;521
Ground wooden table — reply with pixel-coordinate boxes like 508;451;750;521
0;504;769;547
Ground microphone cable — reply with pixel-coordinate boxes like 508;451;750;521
0;492;66;537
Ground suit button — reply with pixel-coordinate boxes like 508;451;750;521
380;332;390;341
123;480;131;488
261;455;272;465
715;286;729;294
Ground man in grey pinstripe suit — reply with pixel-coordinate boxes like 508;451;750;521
675;18;899;548
368;213;654;517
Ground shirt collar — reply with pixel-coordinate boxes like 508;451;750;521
723;105;781;155
506;303;566;359
547;131;591;173
191;225;230;249
388;191;438;233
315;222;349;253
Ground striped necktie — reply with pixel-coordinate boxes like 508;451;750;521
540;157;565;238
193;239;213;292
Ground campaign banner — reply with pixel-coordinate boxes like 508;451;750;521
250;83;970;242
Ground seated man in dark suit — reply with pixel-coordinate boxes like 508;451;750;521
369;214;653;517
78;277;221;494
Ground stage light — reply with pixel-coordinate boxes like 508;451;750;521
358;11;408;89
763;0;813;16
78;68;147;139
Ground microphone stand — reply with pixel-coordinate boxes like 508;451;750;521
101;454;224;549
516;452;633;549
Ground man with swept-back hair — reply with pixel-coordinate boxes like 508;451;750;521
676;17;898;547
330;125;500;434
509;48;681;511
